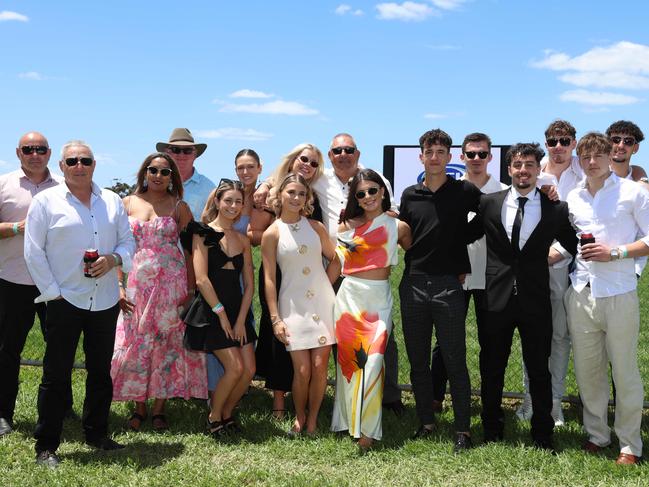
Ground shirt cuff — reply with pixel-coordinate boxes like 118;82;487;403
34;282;61;303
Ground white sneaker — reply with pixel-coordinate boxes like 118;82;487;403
551;399;565;427
515;394;533;421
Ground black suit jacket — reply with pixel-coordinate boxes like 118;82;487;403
480;189;577;314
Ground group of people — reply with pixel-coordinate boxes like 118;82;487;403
0;120;646;468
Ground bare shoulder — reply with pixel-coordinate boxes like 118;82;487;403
308;219;327;235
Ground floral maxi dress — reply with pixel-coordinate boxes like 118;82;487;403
111;216;207;401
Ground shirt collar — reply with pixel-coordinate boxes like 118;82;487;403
578;171;618;191
185;168;201;185
18;167;56;184
510;186;538;201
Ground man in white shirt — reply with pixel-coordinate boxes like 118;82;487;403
565;132;649;466
24;140;135;468
516;120;583;425
0;132;61;437
430;133;506;411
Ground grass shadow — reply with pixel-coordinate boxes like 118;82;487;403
65;439;185;468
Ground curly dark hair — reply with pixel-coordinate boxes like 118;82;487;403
506;143;545;165
605;120;644;143
419;129;452;151
544;120;576;139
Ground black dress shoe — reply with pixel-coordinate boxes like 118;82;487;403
453;433;473;453
64;408;81;421
382;400;406;417
533;438;557;455
0;417;13;436
86;436;125;451
412;424;435;439
36;450;60;468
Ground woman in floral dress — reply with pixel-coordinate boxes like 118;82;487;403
111;152;207;431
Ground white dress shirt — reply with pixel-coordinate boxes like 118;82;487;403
501;187;541;250
311;165;398;243
567;173;649;298
24;182;135;310
463;175;507;290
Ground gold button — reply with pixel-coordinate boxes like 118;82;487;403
318;336;327;345
306;290;314;299
298;244;308;254
312;314;320;322
302;266;311;275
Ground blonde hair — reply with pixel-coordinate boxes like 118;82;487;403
268;143;324;203
200;179;244;223
269;173;314;217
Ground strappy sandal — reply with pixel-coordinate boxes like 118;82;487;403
272;408;287;420
151;414;169;431
207;419;227;440
127;412;146;431
222;417;242;434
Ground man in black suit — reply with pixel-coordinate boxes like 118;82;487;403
478;143;577;451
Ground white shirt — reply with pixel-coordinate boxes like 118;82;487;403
311;165;398;243
24;182;135;310
463;175;507;290
623;169;649;276
501;187;541;250
567;173;649;298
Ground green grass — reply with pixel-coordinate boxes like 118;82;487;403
5;249;649;485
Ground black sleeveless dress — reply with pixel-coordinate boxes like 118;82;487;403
183;221;257;351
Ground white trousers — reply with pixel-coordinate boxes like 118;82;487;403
565;286;643;457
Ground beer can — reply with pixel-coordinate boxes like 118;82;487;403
580;233;595;246
83;248;99;277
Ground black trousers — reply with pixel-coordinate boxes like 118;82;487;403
34;299;119;453
400;274;471;431
479;293;554;441
430;289;486;402
0;279;46;422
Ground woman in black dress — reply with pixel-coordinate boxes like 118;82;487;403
183;180;256;438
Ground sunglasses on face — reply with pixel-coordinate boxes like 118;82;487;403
20;145;49;155
464;151;489;160
298;155;319;168
331;146;357;155
355;186;380;199
218;178;244;189
610;136;636;146
147;166;172;177
168;146;195;155
64;157;93;167
546;137;572;147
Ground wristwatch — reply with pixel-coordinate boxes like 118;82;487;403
610;248;620;261
112;253;123;266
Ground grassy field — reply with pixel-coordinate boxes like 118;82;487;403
4;250;649;485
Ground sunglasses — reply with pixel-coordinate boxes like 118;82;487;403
20;145;49;155
64;157;93;167
464;151;489;160
298;155;319;168
147;166;172;177
168;146;195;155
610;136;636;146
331;146;357;155
218;178;244;189
355;186;380;199
546;137;572;147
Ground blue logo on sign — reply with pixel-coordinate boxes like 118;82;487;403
416;163;466;183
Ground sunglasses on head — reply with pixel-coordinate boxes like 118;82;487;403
331;146;357;155
147;166;172;177
168;146;195;155
219;178;244;189
546;137;572;147
610;136;636;146
298;155;319;168
464;151;489;160
355;186;380;199
64;157;93;167
20;145;49;155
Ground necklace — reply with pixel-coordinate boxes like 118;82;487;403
289;222;300;232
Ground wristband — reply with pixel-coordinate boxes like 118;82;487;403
620;245;629;259
12;222;19;235
212;303;225;314
271;318;282;326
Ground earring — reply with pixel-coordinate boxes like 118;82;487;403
143;180;148;188
168;181;173;192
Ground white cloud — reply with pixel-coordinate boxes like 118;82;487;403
424;113;447;119
558;72;649;90
430;0;466;10
376;2;436;21
229;89;274;99
559;89;640;106
0;11;28;22
94;153;117;166
18;71;45;80
219;100;319;116
195;128;273;141
335;4;364;15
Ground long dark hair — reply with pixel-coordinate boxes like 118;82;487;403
342;169;390;222
134;152;183;199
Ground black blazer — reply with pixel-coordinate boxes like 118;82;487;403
480;189;577;314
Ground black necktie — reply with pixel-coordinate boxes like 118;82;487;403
511;196;528;252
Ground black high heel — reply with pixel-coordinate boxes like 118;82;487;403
207;418;227;439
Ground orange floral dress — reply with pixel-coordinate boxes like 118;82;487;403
330;212;398;440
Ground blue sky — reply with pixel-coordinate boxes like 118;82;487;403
1;0;648;187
